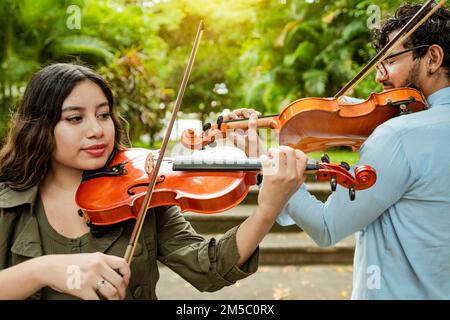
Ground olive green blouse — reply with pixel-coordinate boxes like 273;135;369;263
35;195;92;299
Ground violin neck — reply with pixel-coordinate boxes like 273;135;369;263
224;114;280;130
172;158;319;172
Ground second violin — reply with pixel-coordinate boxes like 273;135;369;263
181;87;427;153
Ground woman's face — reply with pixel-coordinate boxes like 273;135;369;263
53;80;115;171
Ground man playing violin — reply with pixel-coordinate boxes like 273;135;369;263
232;3;450;299
0;63;307;299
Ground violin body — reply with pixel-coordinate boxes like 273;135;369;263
277;87;427;152
76;148;258;226
181;87;427;153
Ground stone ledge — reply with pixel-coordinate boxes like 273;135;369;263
203;233;355;265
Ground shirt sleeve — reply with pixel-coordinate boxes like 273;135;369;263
0;208;14;270
276;123;413;246
155;206;259;292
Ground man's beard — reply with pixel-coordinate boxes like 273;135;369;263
400;61;422;91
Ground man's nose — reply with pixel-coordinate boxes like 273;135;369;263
375;66;389;83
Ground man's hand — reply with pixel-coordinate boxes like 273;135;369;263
257;146;307;215
221;108;267;158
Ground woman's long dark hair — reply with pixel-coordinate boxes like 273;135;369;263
0;63;128;191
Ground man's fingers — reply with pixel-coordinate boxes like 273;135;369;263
223;113;238;121
233;133;248;152
222;108;261;122
248;113;258;129
223;108;246;121
247;113;259;158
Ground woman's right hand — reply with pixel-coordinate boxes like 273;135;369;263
37;252;131;300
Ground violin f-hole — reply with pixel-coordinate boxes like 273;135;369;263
127;175;166;195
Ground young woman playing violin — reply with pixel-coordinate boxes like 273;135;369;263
234;3;450;299
0;63;307;300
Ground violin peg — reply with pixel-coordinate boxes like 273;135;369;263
339;161;351;171
216;115;224;129
256;174;263;186
203;122;212;132
399;103;411;115
349;186;355;201
321;154;330;163
330;175;337;191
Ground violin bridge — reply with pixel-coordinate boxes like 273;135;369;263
145;152;155;175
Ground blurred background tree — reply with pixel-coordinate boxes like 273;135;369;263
1;0;424;152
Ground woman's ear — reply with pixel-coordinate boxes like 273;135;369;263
426;44;445;74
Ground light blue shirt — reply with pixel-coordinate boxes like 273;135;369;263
277;87;450;299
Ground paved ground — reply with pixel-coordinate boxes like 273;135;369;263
156;264;353;300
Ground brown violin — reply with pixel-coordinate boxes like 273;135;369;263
181;87;427;152
75;148;377;227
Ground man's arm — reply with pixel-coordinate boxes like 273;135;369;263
277;124;413;246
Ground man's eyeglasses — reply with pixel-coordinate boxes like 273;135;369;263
375;45;430;77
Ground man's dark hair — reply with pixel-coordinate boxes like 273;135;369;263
373;3;450;77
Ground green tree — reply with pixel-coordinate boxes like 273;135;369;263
229;0;413;114
0;0;117;138
0;0;428;147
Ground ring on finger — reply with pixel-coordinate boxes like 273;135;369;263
96;279;107;291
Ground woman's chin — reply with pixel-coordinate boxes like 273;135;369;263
80;157;109;171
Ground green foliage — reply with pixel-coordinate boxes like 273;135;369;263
0;0;430;147
98;48;165;147
48;36;115;64
308;148;360;166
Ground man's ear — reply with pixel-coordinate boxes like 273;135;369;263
426;44;445;74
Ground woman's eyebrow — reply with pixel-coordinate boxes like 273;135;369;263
62;101;109;112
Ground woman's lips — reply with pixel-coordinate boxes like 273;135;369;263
83;148;106;157
83;144;107;157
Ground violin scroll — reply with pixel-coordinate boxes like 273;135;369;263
181;127;222;150
313;158;377;201
354;165;377;190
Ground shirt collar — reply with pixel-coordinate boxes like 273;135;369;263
427;86;450;107
0;184;38;212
